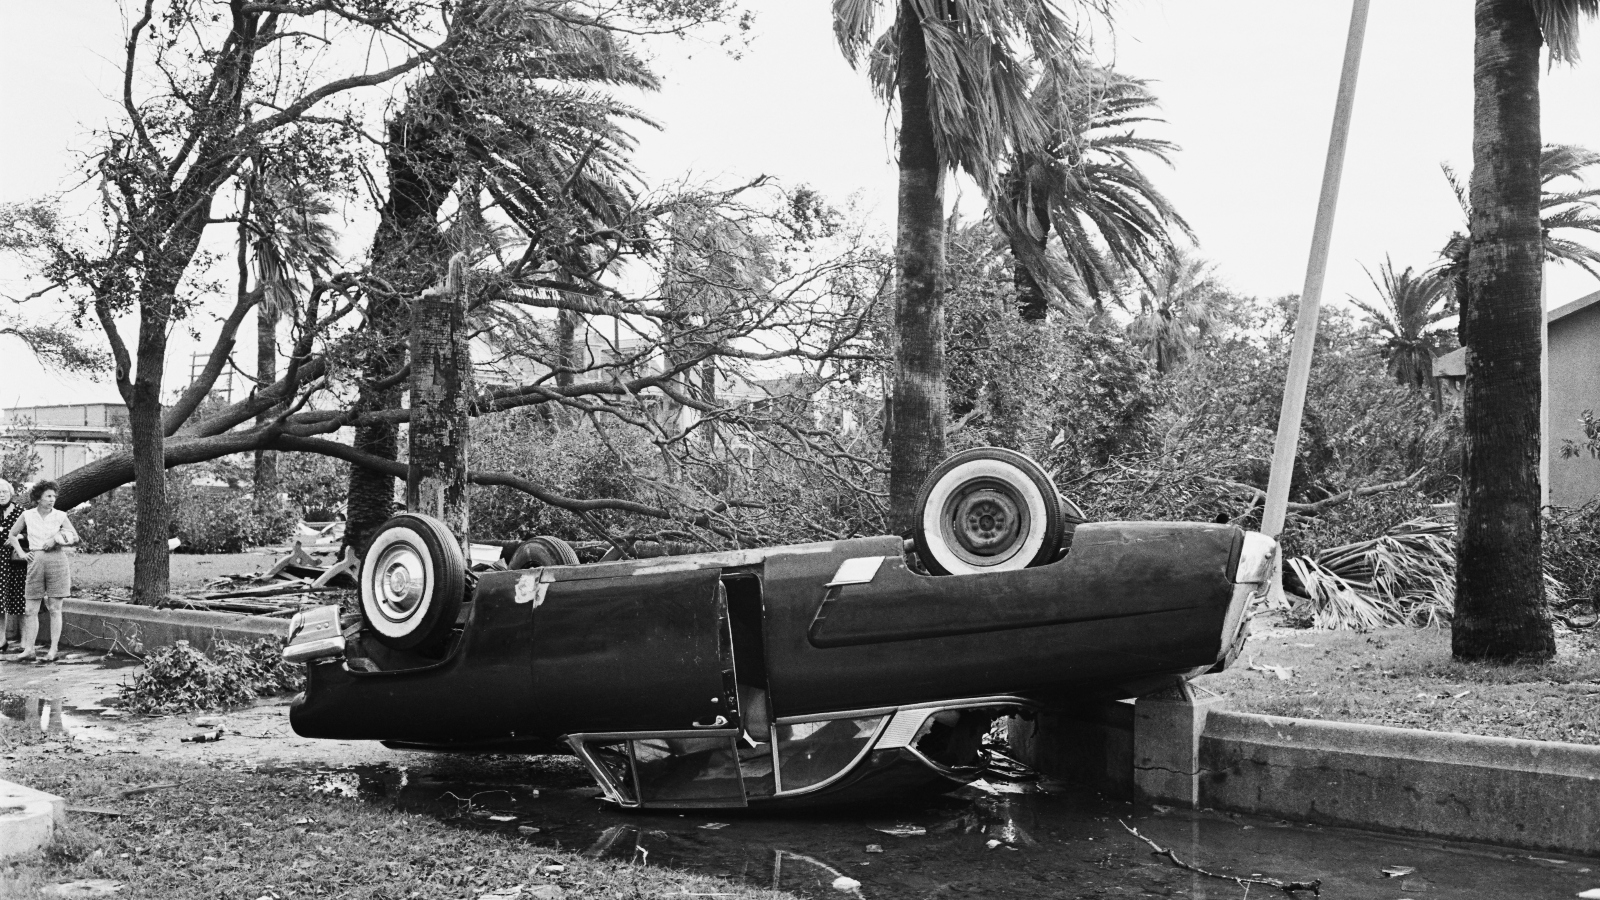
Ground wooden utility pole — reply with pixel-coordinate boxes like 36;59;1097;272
1262;0;1371;537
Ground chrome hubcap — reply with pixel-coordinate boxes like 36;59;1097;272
952;488;1022;556
372;543;427;622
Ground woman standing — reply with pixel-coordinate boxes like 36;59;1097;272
0;481;24;653
7;480;79;662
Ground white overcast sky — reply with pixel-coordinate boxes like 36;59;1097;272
6;0;1600;406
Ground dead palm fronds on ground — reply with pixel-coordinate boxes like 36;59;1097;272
1285;518;1567;630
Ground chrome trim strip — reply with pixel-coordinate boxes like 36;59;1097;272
775;707;898;726
773;695;1036;726
770;730;783;794
567;729;740;741
1233;532;1279;584
566;735;637;808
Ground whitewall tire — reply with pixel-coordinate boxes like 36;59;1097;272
360;514;466;650
913;448;1065;576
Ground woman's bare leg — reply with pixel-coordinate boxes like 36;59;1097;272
45;601;63;658
18;601;39;657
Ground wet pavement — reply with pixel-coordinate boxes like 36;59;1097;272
288;755;1600;899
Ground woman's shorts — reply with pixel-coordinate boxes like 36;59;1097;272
24;552;71;600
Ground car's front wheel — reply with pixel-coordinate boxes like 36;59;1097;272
913;447;1065;576
360;513;466;651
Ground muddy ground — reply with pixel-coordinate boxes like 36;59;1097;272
5;654;1600;898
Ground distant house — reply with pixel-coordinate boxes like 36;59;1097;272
1433;290;1600;509
0;403;126;482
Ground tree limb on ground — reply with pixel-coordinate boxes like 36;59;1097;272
1118;820;1321;896
1214;469;1426;516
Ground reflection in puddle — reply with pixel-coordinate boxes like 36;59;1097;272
279;758;1594;900
0;706;122;743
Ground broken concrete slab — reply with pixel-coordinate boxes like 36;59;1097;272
1;777;66;860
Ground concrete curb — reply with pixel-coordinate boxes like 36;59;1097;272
0;778;65;860
1010;701;1600;858
1201;710;1600;856
59;598;291;655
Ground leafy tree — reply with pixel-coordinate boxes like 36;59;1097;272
1125;248;1222;375
941;217;1160;464
832;0;1110;530
2;2;456;603
999;66;1190;319
1348;257;1453;391
1453;0;1595;662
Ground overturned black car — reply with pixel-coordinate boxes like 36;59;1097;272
286;448;1277;808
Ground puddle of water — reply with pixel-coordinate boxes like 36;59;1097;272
268;755;1599;899
0;706;125;743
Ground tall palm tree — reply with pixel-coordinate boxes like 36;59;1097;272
832;0;1109;530
1125;248;1219;375
246;174;339;508
1455;0;1596;663
1001;66;1191;320
344;2;658;552
1348;257;1452;391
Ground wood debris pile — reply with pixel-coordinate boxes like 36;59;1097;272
162;521;358;617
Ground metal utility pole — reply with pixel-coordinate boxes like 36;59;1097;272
1262;0;1372;537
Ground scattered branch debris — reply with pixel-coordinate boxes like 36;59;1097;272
158;524;358;616
1119;820;1322;896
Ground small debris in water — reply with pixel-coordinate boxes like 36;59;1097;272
99;710;126;719
489;815;518;822
831;876;861;891
698;822;729;830
194;716;223;727
864;844;883;854
518;825;542;836
986;839;1003;850
1382;866;1416;878
875;824;926;837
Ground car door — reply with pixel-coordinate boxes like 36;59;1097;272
527;565;734;735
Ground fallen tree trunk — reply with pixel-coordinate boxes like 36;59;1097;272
55;423;758;545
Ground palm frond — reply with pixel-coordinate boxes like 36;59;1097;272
1531;1;1598;64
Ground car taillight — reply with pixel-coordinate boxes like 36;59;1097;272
282;605;346;663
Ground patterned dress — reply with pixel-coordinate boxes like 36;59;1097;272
0;504;23;616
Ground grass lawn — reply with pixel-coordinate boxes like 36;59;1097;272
0;747;792;900
1201;623;1600;745
71;552;278;595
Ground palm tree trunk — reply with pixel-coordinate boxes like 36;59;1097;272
406;258;472;545
253;306;280;512
1006;173;1053;322
1454;0;1554;662
343;114;454;556
888;2;948;534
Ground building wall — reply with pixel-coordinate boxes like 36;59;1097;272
3;404;127;430
33;442;112;482
1549;302;1600;509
